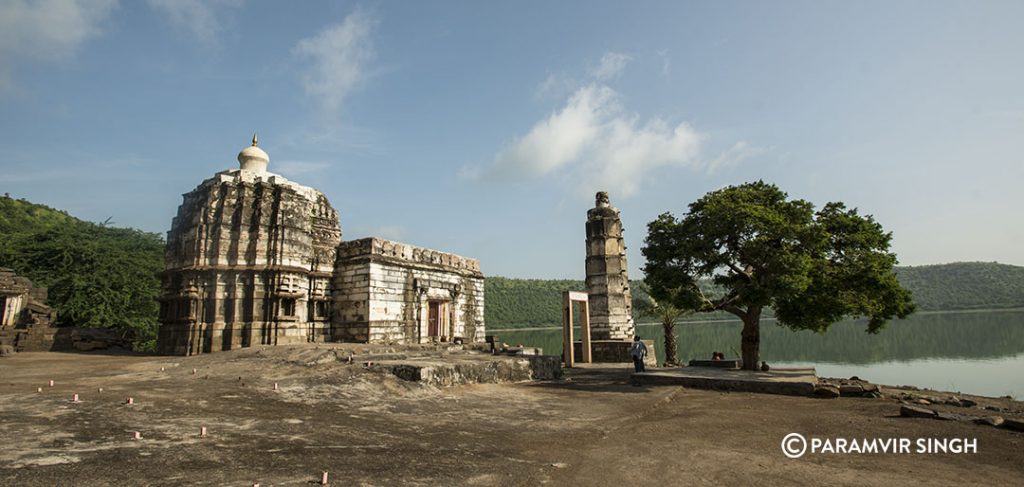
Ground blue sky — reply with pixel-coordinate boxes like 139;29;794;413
1;1;1022;278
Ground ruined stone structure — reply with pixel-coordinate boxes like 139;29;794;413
334;238;485;343
575;192;655;366
157;135;484;355
585;191;635;340
0;268;56;353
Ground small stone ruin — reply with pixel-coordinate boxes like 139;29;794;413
0;268;56;354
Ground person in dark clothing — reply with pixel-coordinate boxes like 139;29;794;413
630;335;647;372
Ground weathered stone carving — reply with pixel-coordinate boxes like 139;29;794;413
157;136;485;355
0;268;56;353
585;191;635;341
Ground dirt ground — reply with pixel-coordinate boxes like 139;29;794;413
1;345;1022;486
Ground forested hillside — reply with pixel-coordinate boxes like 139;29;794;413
895;262;1024;311
0;196;163;349
486;262;1024;329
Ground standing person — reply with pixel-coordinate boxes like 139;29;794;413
631;335;648;372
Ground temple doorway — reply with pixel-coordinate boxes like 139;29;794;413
428;301;441;337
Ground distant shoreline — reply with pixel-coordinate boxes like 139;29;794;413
489;306;1024;333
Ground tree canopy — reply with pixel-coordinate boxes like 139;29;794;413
642;181;915;370
0;196;163;349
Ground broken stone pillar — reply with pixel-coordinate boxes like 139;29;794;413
585;191;635;341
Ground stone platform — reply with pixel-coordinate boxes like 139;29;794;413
632;366;818;396
376;354;561;386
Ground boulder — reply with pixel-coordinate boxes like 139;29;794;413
1001;418;1024;432
973;416;1004;427
900;405;937;419
813;384;841;399
959;398;978;408
0;344;14;357
53;327;130;352
840;384;865;397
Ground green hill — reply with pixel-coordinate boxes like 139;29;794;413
486;262;1024;330
0;196;164;349
895;262;1024;311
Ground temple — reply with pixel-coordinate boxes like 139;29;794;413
156;135;484;355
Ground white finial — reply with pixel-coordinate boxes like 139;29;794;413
238;133;270;174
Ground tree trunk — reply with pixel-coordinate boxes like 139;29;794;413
663;321;678;366
740;309;761;371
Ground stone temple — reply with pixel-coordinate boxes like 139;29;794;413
157;135;484;355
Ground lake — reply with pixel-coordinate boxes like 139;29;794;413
495;309;1024;399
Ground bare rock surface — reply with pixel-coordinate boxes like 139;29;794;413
1;347;1022;486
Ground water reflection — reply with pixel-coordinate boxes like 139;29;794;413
497;310;1024;399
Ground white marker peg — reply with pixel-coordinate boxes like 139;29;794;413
160;367;165;372
97;388;103;393
200;426;207;437
132;431;142;440
192;368;197;375
49;380;54;387
126;397;134;405
36;387;42;393
273;382;279;391
71;393;80;403
321;471;329;485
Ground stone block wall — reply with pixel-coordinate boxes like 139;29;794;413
333;238;485;344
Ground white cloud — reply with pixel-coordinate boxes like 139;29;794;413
0;0;118;90
589;52;631;80
146;0;242;45
472;51;762;198
708;141;768;173
487;85;616;180
535;72;575;99
478;83;705;197
294;8;376;114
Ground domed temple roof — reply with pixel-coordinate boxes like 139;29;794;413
237;132;270;174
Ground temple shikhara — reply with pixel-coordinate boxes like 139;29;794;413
156;135;485;355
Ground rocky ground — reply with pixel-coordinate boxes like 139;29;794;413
1;346;1022;486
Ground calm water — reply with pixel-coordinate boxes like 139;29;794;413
496;309;1024;399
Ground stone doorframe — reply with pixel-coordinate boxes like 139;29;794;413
562;291;591;367
414;280;461;343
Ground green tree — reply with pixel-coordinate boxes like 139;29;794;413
635;292;687;366
641;181;915;370
0;196;163;350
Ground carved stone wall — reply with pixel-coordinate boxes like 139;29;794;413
585;191;635;341
157;170;341;355
333;238;485;344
